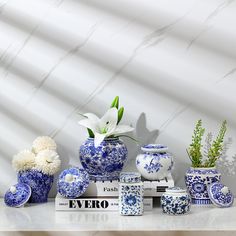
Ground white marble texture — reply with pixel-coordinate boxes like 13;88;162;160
0;199;236;231
0;0;236;197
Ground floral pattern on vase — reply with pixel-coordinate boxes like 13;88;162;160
161;188;191;215
79;138;128;181
136;144;173;180
185;167;221;205
18;169;54;203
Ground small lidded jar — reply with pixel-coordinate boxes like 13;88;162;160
119;172;144;216
161;187;191;215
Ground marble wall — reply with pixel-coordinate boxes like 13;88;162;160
0;0;236;197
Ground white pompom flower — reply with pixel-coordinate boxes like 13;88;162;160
12;150;36;172
32;136;57;154
35;149;61;175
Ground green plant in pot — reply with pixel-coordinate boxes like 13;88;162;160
185;120;227;205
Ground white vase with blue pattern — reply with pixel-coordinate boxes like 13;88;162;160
161;187;191;215
80;138;128;181
136;144;173;180
185;167;221;205
119;172;144;216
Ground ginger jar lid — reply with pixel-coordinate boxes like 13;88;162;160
207;182;234;208
120;172;141;183
4;183;31;207
57;167;90;198
141;144;168;153
165;187;187;194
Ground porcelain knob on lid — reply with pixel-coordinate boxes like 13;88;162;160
208;182;234;208
120;172;141;183
4;183;31;207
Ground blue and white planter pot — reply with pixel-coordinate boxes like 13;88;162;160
136;144;173;180
119;172;143;216
79;138;128;181
185;167;221;205
18;169;54;203
161;187;191;215
57;167;90;198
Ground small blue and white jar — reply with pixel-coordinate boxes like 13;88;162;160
161;187;191;215
80;137;128;181
119;172;144;216
18;169;53;203
185;167;221;205
57;167;90;198
136;144;173;180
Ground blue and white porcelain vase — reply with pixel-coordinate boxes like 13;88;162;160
161;187;191;215
119;172;144;216
18;169;54;203
185;167;221;205
79;138;128;181
136;144;173;180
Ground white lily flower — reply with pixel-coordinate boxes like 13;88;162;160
78;108;134;147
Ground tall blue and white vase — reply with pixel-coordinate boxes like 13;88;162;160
18;169;54;203
185;167;221;205
136;144;173;180
79;138;128;181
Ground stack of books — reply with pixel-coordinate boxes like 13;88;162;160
55;174;174;211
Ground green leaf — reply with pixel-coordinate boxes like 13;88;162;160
117;107;124;124
87;128;95;138
110;96;119;109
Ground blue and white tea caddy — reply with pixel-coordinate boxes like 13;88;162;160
161;187;191;215
119;172;144;216
136;144;173;180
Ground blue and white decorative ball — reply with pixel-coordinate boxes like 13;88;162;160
57;167;90;198
4;183;31;207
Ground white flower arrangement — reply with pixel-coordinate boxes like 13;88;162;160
12;136;61;175
12;150;36;172
35;149;61;175
78;96;134;147
32;136;57;154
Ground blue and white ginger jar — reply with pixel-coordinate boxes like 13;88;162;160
18;169;54;203
161;187;191;215
57;167;90;198
119;172;144;216
79;138;128;181
185;167;221;205
136;144;173;180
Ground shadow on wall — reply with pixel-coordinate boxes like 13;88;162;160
123;113;159;171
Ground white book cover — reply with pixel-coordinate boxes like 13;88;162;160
55;194;153;211
83;174;174;197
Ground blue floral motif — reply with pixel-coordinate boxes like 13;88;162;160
119;184;143;215
80;138;128;181
161;193;191;215
185;168;221;205
208;183;234;207
144;161;162;173
18;170;53;203
125;195;137;206
4;183;31;207
57;167;90;198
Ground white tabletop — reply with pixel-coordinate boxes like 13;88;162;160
0;199;235;232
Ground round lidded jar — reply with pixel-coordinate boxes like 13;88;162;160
119;172;144;216
161;187;191;215
136;144;173;180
